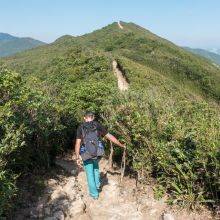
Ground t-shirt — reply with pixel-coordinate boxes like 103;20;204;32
76;121;108;140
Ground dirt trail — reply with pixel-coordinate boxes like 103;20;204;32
14;153;214;220
118;21;124;30
112;60;129;91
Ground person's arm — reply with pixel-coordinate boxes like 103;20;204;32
105;133;125;148
75;138;82;166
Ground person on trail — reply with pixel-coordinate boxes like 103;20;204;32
74;111;126;199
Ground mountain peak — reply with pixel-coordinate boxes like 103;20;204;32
0;33;18;41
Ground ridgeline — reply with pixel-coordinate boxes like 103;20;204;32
0;22;219;218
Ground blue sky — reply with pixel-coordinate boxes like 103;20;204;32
0;0;219;49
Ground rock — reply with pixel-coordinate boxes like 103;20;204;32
58;199;69;206
62;178;76;200
44;217;56;220
45;188;54;194
48;179;58;187
99;158;109;172
77;171;87;183
163;213;175;220
102;178;120;201
71;169;77;176
50;187;67;201
74;213;91;220
36;202;44;212
44;207;51;216
68;199;86;217
55;159;77;174
53;210;65;220
12;156;214;220
75;193;82;200
52;199;69;212
87;202;142;219
77;171;87;192
30;209;38;218
149;208;157;215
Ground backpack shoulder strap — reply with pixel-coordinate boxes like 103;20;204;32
81;125;86;142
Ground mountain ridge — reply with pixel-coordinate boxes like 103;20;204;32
0;32;18;41
4;21;219;100
0;33;46;57
183;46;220;65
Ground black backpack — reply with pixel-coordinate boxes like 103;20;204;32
80;121;104;161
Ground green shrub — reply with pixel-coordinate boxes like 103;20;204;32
102;92;220;209
0;67;75;215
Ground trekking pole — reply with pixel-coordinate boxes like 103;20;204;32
120;147;126;183
108;141;114;171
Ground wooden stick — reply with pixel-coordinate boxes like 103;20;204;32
108;141;114;170
120;148;126;183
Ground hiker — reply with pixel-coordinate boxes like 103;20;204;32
74;111;126;199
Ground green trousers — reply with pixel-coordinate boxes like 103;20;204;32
83;158;100;198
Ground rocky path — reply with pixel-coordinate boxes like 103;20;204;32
112;60;129;92
118;21;124;30
13;153;214;220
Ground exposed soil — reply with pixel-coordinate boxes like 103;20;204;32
9;152;216;220
112;60;129;92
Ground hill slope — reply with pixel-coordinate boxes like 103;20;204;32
184;47;220;65
0;22;219;215
3;22;220;100
0;33;46;57
77;22;220;100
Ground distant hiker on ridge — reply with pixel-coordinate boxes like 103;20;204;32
74;111;126;199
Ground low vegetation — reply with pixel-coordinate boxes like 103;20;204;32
0;22;219;216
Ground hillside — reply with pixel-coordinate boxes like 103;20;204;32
209;48;220;55
0;33;46;57
77;22;220;100
0;22;219;217
183;46;220;65
4;22;220;100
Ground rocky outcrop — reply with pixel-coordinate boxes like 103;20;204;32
14;155;214;220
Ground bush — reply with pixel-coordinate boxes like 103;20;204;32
0;67;75;215
102;91;220;209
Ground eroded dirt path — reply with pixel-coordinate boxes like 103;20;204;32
13;153;214;220
118;21;124;30
112;60;129;92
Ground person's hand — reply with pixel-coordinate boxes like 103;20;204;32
72;154;75;161
121;144;126;149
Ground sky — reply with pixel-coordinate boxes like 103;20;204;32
0;0;219;49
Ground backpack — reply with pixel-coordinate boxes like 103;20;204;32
80;121;104;161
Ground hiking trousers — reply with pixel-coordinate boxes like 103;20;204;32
83;158;100;198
